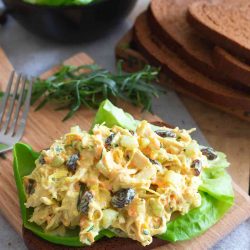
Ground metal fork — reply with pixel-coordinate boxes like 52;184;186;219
0;71;33;154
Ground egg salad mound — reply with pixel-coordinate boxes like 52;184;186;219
23;121;214;246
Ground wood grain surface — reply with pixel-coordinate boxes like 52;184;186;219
0;48;250;250
115;30;250;193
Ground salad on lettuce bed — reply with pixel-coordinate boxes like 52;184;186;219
13;100;234;247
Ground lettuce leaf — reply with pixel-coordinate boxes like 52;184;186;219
157;192;232;242
92;100;138;131
200;151;234;204
207;152;230;168
200;167;234;204
92;99;161;131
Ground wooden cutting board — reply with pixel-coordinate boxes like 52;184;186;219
0;49;250;250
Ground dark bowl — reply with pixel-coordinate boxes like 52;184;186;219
1;0;137;43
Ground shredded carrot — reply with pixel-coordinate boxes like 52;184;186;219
128;205;137;217
100;182;111;190
170;194;176;200
87;232;95;242
44;156;51;163
80;216;88;227
74;182;80;191
142;146;151;155
153;180;165;187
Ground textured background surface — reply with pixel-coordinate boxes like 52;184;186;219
0;0;249;249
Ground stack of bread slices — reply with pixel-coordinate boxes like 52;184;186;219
115;0;250;121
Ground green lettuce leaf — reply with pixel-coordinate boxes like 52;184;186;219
92;99;160;131
200;167;234;204
92;99;138;131
200;151;234;204
157;192;232;242
207;152;230;168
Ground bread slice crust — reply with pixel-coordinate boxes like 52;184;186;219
149;0;250;91
213;47;250;87
149;0;221;81
187;1;250;61
133;13;250;110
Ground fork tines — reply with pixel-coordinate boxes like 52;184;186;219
0;71;32;140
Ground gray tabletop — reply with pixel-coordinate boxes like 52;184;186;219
0;0;249;249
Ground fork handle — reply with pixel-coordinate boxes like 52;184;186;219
0;7;8;25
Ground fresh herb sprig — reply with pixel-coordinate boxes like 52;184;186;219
31;62;163;121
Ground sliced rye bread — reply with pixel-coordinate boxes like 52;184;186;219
115;30;250;122
133;13;250;110
187;0;250;61
148;0;222;81
148;0;250;92
212;46;250;87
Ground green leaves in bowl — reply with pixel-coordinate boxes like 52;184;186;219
23;0;103;6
